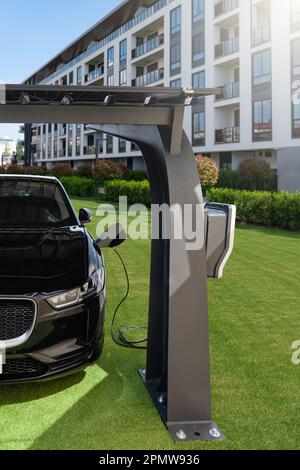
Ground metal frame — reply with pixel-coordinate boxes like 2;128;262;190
0;84;224;442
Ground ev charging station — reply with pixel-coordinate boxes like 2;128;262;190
0;84;236;442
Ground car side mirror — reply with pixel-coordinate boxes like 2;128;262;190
79;208;93;225
95;223;127;249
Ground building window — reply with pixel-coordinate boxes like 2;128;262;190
77;66;82;85
192;0;205;23
192;111;205;146
106;134;113;154
107;74;114;86
192;71;205;103
119;139;126;153
192;70;205;88
192;32;205;66
107;46;114;68
69;71;74;84
170;43;181;75
119;39;127;65
119;69;127;86
253;98;272;141
253;50;271;86
170;6;181;35
170;78;181;87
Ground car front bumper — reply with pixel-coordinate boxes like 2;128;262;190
0;290;105;384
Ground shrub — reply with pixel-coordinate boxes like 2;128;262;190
94;160;124;181
195;155;219;190
104;180;150;206
23;165;49;176
51;164;73;178
59;176;95;197
206;187;300;231
218;168;239;189
123;169;148;181
76;164;93;179
4;164;24;175
218;167;277;192
237;158;273;191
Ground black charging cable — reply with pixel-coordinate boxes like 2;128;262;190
111;248;147;350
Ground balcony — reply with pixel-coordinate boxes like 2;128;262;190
85;66;105;84
215;126;240;144
215;37;239;59
216;81;240;101
132;34;164;60
214;0;239;18
133;68;164;87
84;145;96;155
252;24;271;47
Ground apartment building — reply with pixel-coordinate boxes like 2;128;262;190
25;0;300;191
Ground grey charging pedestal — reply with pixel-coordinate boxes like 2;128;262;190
1;84;232;443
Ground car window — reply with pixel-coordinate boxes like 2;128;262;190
0;179;77;227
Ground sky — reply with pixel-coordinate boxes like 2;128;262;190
0;0;123;141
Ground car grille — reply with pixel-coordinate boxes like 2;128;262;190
0;299;36;341
2;357;45;376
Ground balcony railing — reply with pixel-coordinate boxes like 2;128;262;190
40;0;175;85
85;66;105;83
132;34;164;59
252;24;271;47
133;68;164;87
216;81;240;101
84;145;96;155
215;126;240;144
214;0;239;18
215;36;239;59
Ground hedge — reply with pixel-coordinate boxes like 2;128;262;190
206;188;300;231
59;176;96;197
104;180;150;206
218;168;277;192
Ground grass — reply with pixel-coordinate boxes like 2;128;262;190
0;196;299;450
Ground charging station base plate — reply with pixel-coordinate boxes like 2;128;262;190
138;369;225;443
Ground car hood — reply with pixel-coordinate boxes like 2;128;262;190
0;226;88;295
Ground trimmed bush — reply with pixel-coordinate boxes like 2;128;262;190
237;158;273;191
59;176;95;197
51;164;73;178
123;169;148;181
206;187;300;231
76;164;93;179
104;180;150;206
23;165;49;176
195;155;219;190
218;167;277;192
94;159;124;181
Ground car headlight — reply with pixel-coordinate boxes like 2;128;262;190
47;267;105;310
47;288;81;309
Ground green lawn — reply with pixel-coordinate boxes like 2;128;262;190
0;197;299;450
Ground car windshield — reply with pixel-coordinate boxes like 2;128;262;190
0;179;77;227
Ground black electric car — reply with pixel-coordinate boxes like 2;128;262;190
0;175;107;383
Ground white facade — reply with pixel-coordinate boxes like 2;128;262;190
28;0;300;189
